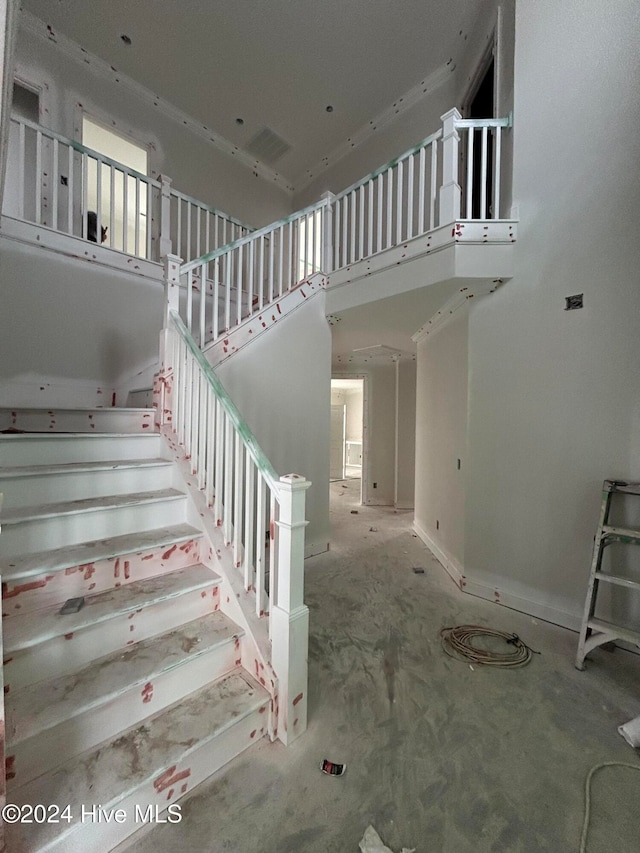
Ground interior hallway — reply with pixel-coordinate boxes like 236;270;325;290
129;479;640;853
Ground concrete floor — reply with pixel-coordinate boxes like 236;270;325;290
131;479;640;853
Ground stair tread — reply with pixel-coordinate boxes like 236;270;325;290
0;457;171;478
10;671;268;848
0;432;159;440
7;612;243;746
3;564;221;652
1;488;186;524
0;407;152;414
1;524;202;582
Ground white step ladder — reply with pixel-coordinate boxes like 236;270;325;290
576;479;640;670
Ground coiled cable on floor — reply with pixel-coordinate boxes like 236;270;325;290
440;624;537;667
581;762;640;852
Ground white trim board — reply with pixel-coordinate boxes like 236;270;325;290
296;61;455;190
412;519;582;632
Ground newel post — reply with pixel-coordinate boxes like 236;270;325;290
154;253;182;428
320;191;336;273
271;473;311;745
158;175;173;259
438;107;462;225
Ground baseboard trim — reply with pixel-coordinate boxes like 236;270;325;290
413;520;581;632
305;540;329;559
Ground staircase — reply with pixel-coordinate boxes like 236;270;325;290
0;410;270;852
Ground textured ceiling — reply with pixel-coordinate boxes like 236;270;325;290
20;0;481;184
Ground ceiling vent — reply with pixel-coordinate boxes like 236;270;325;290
245;127;291;165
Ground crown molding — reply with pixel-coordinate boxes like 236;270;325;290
295;60;455;191
18;10;295;194
412;279;503;344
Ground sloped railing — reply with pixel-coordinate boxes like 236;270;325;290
3;116;251;264
172;108;512;341
162;307;310;744
177;197;329;347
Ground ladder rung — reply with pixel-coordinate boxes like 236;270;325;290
587;618;640;647
604;480;640;496
601;525;640;543
594;572;640;592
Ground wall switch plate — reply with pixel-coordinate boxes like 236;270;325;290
565;294;583;310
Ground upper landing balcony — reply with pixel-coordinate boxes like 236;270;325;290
323;108;517;315
1;108;516;347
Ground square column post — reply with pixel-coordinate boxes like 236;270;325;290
154;253;182;428
320;191;336;274
270;473;311;745
158;175;173;259
438;107;462;225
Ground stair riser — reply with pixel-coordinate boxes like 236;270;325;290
7;640;242;788
0;409;154;434
5;585;221;689
0;497;189;557
0;464;177;510
2;539;202;617
0;434;164;466
8;704;267;853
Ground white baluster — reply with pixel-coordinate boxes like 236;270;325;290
255;476;266;615
396;160;403;244
418;146;425;235
67;144;73;234
493;126;502;219
430;141;437;229
233;432;243;568
244;457;256;590
18;122;25;219
480;126;488;218
407;155;414;238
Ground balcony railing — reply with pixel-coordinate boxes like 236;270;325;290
2;116;252;265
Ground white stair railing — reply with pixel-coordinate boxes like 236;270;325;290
177;197;329;346
2;117;251;264
160;300;310;744
455;115;511;220
330;128;442;270
173;109;512;341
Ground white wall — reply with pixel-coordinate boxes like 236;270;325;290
0;238;163;406
414;309;468;568
294;74;456;209
396;360;416;509
216;294;331;557
463;0;640;625
13;25;291;228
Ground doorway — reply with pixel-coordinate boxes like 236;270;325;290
464;54;495;218
330;377;366;502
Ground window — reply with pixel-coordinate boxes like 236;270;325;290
82;116;149;255
298;209;323;279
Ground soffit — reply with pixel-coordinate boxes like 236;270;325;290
20;0;481;186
